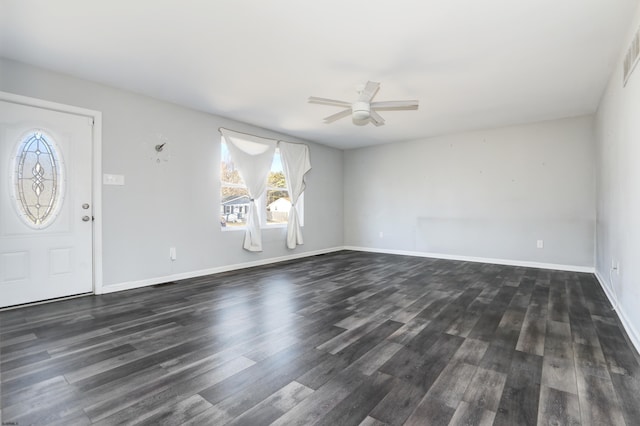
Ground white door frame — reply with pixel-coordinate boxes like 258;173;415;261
0;91;104;295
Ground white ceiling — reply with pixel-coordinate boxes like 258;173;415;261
1;1;638;149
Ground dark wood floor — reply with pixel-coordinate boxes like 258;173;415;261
1;251;639;425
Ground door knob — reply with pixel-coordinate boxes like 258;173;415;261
82;216;91;222
82;203;90;209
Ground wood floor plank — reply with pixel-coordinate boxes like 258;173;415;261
537;386;580;426
610;371;640;426
478;343;515;374
575;368;626;425
203;352;328;421
592;315;640;377
136;393;213;426
296;353;348;390
462;367;507;412
358;416;389;426
544;319;574;359
314;371;394;426
493;350;543;426
387;317;430;346
547;279;570;323
2;343;136;394
198;347;325;408
88;355;255;423
74;365;168;417
1;250;639;425
492;309;525;349
541;355;578;395
448;338;489;366
573;341;609;379
403;396;456;426
445;310;481;338
383;332;464;391
516;308;547;356
1;375;82;424
515;283;549;356
349;339;404;376
1;375;69;410
448;401;496;426
469;310;505;343
269;368;369;426
368;379;429;426
226;381;314;426
425;361;477;408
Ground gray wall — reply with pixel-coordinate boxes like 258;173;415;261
344;116;596;267
0;58;344;288
594;3;640;348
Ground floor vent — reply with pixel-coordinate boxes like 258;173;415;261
623;26;640;87
152;281;177;288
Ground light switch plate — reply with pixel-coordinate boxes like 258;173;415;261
103;174;125;185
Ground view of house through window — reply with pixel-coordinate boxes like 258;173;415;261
220;140;292;228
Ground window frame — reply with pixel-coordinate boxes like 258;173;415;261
220;138;303;231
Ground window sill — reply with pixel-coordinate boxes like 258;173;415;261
221;223;291;232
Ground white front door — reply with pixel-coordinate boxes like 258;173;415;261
0;100;93;308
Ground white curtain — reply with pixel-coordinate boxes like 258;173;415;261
221;129;276;252
279;141;311;249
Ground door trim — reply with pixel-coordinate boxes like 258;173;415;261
0;91;104;295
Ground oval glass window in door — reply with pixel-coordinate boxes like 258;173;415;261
13;130;65;228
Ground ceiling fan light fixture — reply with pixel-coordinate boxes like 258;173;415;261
309;81;418;126
351;101;370;120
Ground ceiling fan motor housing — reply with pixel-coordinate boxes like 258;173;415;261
309;81;418;125
352;101;371;120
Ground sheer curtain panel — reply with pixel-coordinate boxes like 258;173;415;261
279;141;311;249
220;129;276;252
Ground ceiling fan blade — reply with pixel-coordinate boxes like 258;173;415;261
323;108;352;123
308;96;351;108
357;81;380;102
370;100;419;110
369;110;385;126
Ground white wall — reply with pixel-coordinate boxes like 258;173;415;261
594;3;640;348
344;116;596;269
0;58;344;290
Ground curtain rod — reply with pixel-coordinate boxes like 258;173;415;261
218;127;309;147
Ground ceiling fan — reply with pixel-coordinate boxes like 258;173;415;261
308;81;419;126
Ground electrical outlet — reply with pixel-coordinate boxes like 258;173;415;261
169;247;177;261
611;259;620;275
379;231;384;239
536;240;544;249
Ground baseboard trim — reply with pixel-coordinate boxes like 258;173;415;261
99;247;344;294
594;270;640;355
101;245;595;291
343;246;595;273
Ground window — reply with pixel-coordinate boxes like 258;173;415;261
13;130;65;229
220;139;300;229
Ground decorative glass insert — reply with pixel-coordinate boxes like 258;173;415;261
13;131;65;228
